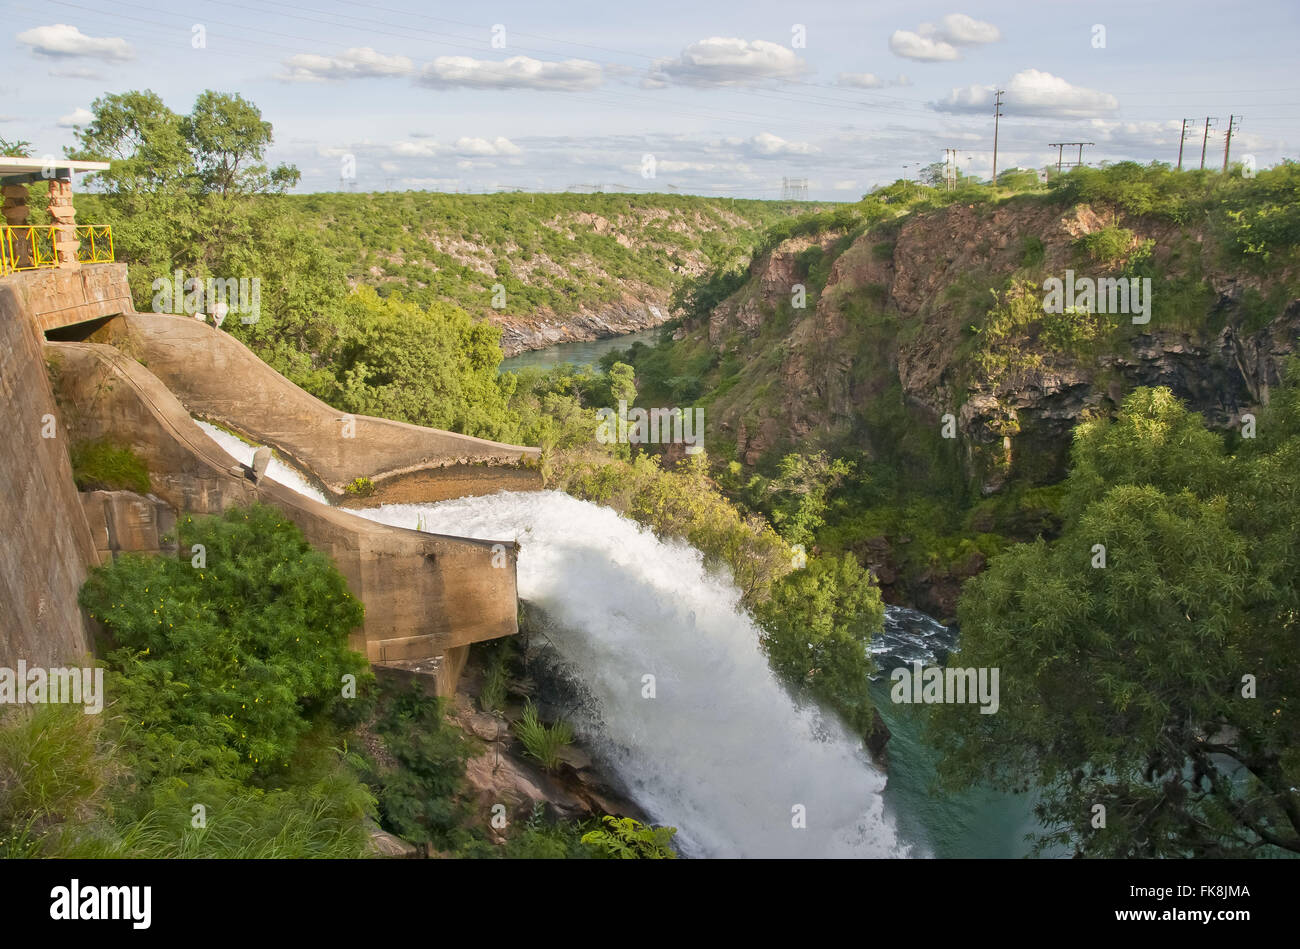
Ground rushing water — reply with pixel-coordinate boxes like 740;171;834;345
499;327;661;373
193;420;330;503
360;490;908;858
195;419;1045;857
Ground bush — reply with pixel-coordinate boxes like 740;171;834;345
79;502;369;782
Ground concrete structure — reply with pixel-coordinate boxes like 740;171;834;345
0;273;98;668
0;157;110;271
2;263;544;694
93;311;543;501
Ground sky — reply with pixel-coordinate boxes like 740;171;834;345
2;0;1298;199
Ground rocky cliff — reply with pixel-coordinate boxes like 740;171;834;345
704;197;1298;487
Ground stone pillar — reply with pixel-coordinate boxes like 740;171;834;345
47;177;80;270
2;182;32;268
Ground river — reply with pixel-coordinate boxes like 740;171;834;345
499;327;661;373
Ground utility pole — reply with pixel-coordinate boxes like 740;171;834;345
992;89;1005;186
1222;115;1240;173
944;148;958;191
1047;142;1094;175
1177;118;1195;171
1200;117;1216;171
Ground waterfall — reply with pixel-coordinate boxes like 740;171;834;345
359;490;910;858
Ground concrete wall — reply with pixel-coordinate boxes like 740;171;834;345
6;263;134;335
48;341;522;677
102;312;542;499
0;276;97;668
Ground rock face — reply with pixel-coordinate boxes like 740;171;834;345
492;296;671;357
703;199;1299;488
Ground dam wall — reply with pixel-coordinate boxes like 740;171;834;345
48;340;523;673
95;312;543;501
0;275;98;668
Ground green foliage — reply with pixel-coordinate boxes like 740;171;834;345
0;137;33;158
67;88;298;196
1018;234;1046;269
513;701;573;772
345;476;375;497
768;451;855;548
70;438;151;493
936;381;1300;856
755;553;885;735
580;816;678;859
331;287;514;439
1076;225;1135;265
550;449;791;606
0;705;111;857
79;503;368;782
477;639;513;714
370;682;479;852
4;504;378;858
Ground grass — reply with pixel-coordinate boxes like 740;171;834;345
69;438;151;493
513;701;573;772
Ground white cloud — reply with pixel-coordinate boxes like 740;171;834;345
833;179;859;190
890;14;1000;62
647;38;808;87
57;106;93;127
17;24;133;62
934;69;1118;118
836;72;911;88
889;32;959;62
931;14;1001;46
392;137;521;158
748;132;818;156
278;47;413;82
417;56;602;91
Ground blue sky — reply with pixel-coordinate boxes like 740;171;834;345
3;0;1298;199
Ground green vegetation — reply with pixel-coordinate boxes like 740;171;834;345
513;701;574;773
755;553;885;736
3;504;374;858
934;374;1300;857
344;476;375;497
69;437;151;493
581;816;679;859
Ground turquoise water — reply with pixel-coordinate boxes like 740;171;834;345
499;327;662;373
869;608;1064;858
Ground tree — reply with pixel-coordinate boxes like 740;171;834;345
0;137;33;158
768;451;855;548
934;384;1300;856
66;89;298;197
332;287;514;440
65;90;194;193
183;91;299;196
756;552;885;736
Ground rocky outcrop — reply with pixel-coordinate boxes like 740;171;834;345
493;296;670;357
703;199;1298;485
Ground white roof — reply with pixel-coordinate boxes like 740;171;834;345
0;157;111;176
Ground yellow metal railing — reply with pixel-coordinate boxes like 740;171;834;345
0;224;114;275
